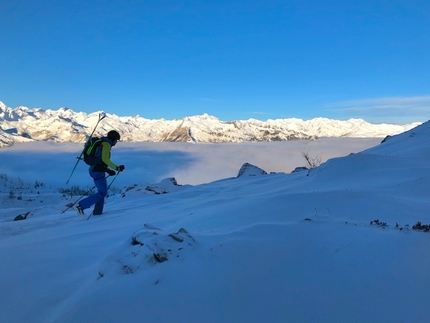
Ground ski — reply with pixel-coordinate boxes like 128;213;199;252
65;112;106;184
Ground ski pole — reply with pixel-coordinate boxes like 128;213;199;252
106;172;120;191
65;112;106;184
87;172;120;221
60;185;96;214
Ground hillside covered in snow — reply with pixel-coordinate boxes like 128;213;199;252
0;101;421;147
1;120;430;322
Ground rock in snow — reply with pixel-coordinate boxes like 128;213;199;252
237;163;268;178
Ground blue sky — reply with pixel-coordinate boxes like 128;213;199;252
1;0;429;123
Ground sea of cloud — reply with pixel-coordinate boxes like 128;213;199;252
0;137;382;188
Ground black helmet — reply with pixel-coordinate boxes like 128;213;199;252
107;130;120;142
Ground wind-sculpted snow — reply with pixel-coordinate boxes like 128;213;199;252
0;101;421;147
98;225;198;279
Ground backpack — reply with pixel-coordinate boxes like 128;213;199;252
83;137;104;165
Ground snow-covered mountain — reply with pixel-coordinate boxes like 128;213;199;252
0;101;422;147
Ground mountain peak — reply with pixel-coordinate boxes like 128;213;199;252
0;101;422;148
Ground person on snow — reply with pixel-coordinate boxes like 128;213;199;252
76;130;125;216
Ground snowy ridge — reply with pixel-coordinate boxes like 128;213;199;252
0;101;421;147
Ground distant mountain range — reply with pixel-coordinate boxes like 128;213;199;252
0;101;422;147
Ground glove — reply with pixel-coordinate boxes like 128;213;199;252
107;169;116;176
117;165;125;172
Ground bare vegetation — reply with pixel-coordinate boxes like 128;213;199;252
301;150;322;169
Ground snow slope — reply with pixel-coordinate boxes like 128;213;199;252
1;123;430;323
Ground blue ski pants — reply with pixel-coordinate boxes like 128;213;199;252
79;170;107;215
